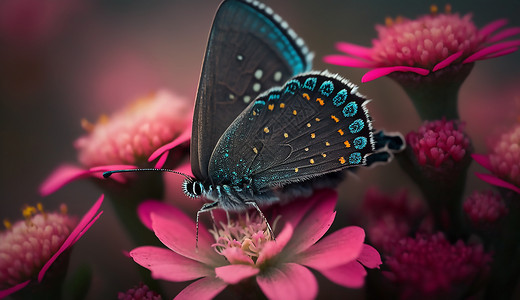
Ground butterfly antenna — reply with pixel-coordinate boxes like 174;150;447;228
102;168;192;180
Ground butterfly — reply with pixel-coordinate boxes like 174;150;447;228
105;0;402;238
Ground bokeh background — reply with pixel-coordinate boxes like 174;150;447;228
1;0;519;298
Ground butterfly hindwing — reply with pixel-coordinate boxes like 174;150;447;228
192;0;313;180
208;71;374;191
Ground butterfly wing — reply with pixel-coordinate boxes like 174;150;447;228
208;71;374;191
192;0;313;180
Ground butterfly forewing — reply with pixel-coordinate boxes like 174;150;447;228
192;0;313;180
208;72;374;191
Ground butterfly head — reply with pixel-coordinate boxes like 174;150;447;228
182;178;205;198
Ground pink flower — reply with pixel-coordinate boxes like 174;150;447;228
324;5;520;82
406;119;470;169
118;283;162;300
130;190;381;300
0;195;104;298
473;123;520;194
463;190;508;224
383;233;492;299
360;188;427;253
40;90;191;196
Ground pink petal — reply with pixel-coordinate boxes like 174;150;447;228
256;223;294;266
317;261;367;288
148;125;191;163
0;280;30;298
335;42;373;60
39;164;92;196
284;190;338;254
38;195;104;282
257;263;317;300
138;199;199;231
130;246;212;281
472;153;492;170
480;47;519;60
356;244;382;269
463;40;520;63
432;50;463;72
479;19;508;38
155;152;169;169
175;162;194;178
361;66;430;82
151;213;225;266
487;27;520;44
323;55;376;68
297;226;365;270
215;264;260;284
174;277;228;300
475;173;520;194
274;191;321;230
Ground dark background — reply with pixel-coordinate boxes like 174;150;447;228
1;0;519;298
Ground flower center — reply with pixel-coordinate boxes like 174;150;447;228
75;90;190;167
489;124;520;186
210;213;275;262
372;6;479;69
0;204;77;289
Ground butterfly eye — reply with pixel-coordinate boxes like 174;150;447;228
194;182;204;196
182;179;203;198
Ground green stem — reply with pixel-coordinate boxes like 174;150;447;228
389;63;474;121
100;172;166;293
396;149;471;240
485;193;520;299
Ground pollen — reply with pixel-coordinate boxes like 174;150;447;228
344;140;351;148
310;133;316;139
268;104;274;111
430;4;438;15
339;157;346;164
331;115;339;122
316;98;325;106
264;127;270;133
338;129;344;136
3;219;11;230
303;93;310;100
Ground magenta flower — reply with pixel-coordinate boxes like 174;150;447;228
360;188;427;253
118;283;162;300
463;190;507;224
324;6;520;82
40;90;191;196
0;195;104;298
473;123;520;194
406;119;470;171
130;190;381;300
383;233;492;299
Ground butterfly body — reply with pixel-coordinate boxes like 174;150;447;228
187;69;374;212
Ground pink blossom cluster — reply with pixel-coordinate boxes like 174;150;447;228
406;119;469;168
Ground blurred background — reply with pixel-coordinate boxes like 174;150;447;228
1;0;519;298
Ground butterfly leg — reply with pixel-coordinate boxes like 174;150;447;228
245;201;276;241
196;202;220;250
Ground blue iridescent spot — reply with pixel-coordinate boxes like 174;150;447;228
268;93;280;101
353;136;367;149
343;101;358;117
333;89;348;106
255;100;266;106
349;119;364;133
319;81;334;96
284;79;301;94
349;152;362;164
303;77;317;90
